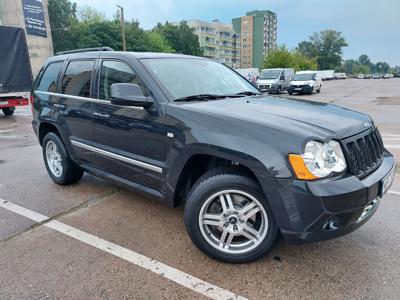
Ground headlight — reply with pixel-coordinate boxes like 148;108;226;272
288;140;347;180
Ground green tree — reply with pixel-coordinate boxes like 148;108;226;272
292;52;317;71
155;21;203;56
374;62;390;73
352;64;370;75
302;30;348;70
77;5;106;23
263;46;293;69
343;59;359;74
263;46;317;71
48;0;78;53
358;54;371;66
296;41;316;59
146;31;175;53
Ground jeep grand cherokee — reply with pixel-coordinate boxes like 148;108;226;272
31;48;395;263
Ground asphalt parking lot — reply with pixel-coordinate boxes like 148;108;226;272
1;78;400;300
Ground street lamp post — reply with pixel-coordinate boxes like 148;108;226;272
116;5;126;51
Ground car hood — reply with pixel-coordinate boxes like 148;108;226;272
291;80;314;85
177;96;372;140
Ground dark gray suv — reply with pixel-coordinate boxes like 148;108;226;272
31;48;395;263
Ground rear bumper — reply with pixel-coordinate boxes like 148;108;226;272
259;151;395;244
0;98;29;108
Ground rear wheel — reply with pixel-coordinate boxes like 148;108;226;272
184;167;278;263
2;107;15;116
42;132;84;185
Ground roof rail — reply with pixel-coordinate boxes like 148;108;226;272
55;47;114;56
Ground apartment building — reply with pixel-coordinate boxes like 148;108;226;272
183;20;240;68
232;10;277;69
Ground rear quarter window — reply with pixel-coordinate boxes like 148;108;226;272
62;60;94;98
36;61;64;92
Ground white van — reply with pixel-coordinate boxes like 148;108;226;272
256;68;294;94
288;71;322;95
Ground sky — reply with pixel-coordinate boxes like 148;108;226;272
74;0;400;66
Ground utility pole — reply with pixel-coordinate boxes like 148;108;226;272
116;5;126;51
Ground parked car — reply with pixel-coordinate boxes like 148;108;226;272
383;73;394;79
256;68;294;94
357;74;365;79
288;71;322;95
364;74;372;79
32;49;395;263
334;72;347;79
373;73;381;79
316;70;334;81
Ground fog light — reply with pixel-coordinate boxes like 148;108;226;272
323;217;339;231
357;198;380;223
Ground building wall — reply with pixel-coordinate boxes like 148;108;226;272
232;10;277;69
0;0;53;76
183;20;240;68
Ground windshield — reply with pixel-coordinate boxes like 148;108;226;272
293;73;315;81
142;58;259;100
259;70;281;80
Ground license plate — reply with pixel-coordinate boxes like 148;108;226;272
381;166;395;196
0;101;8;105
294;88;302;91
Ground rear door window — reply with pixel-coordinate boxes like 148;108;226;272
99;60;147;100
62;60;94;97
37;62;63;92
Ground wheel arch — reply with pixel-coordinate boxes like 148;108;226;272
167;144;271;207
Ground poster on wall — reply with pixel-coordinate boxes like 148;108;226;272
22;0;47;37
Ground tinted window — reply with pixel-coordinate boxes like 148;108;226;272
99;60;147;100
62;60;94;97
37;62;63;92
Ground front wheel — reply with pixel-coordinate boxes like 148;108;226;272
184;167;278;263
317;85;321;93
2;107;15;116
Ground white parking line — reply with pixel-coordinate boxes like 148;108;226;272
382;134;400;138
388;190;400;196
0;199;246;300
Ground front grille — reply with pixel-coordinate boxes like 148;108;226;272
343;128;384;178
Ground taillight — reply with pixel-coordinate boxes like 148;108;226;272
30;94;34;113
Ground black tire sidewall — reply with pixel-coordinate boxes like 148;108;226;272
42;132;82;185
2;107;15;116
184;173;278;263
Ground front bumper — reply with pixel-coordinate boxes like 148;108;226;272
288;85;313;94
259;151;395;244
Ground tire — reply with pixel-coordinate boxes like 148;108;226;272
288;91;293;95
276;86;281;94
184;167;278;263
317;85;321;93
2;107;15;116
42;132;84;185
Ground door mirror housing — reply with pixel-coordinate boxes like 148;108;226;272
110;83;154;108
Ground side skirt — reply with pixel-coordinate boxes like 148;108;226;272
81;163;167;204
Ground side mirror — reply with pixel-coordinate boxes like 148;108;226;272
110;83;154;108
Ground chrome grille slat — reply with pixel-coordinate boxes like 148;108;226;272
343;128;384;178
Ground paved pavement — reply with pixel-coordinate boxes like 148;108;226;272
1;78;399;299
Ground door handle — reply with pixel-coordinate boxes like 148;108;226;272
53;103;66;109
93;112;110;118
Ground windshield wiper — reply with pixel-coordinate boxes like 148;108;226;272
174;94;226;102
174;93;246;102
234;91;262;96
